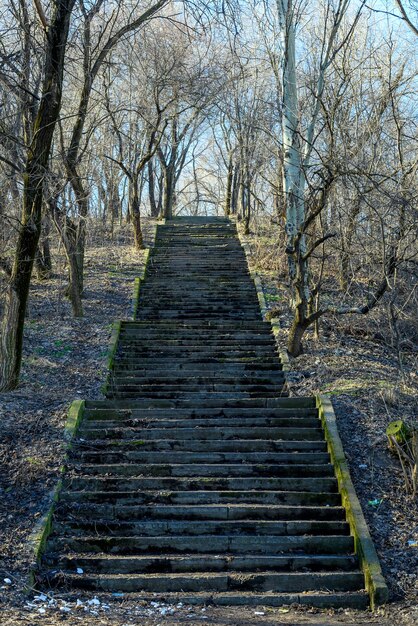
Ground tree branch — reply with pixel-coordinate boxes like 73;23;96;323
394;0;418;37
302;232;337;261
33;0;49;31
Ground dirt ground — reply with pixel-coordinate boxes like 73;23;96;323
1;218;417;625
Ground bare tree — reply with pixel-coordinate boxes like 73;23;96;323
0;0;76;391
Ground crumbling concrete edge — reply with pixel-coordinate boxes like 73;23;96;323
132;219;165;319
26;399;85;593
105;222;161;394
231;220;268;318
233;220;289;376
316;394;389;610
101;320;122;395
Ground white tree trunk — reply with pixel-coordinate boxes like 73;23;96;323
278;0;309;299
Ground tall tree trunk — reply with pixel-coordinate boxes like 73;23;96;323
243;182;251;235
129;174;144;250
163;166;175;220
63;223;84;317
278;0;311;356
65;167;87;303
0;0;76;391
231;166;240;215
148;160;159;218
225;154;233;217
49;197;84;317
35;215;53;279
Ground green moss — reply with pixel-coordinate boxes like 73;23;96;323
316;395;388;609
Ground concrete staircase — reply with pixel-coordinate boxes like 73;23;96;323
41;217;370;607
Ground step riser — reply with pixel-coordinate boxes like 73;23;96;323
85;398;315;408
57;504;345;521
49;572;364;593
77;428;323;441
54;520;349;537
49;535;354;555
74;441;328;452
72;452;331;465
53;554;358;574
72;463;333;478
82;417;316;428
83;408;315;419
60;491;342;506
65;477;338;492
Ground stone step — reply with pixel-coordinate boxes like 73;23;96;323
53;519;349;538
107;371;285;382
56;504;344;522
73;439;327;453
137;311;261;318
105;391;290;400
122;320;272;329
112;361;284;371
116;342;278;360
45;571;365;594
138;286;257;293
59;489;342;506
47;534;354;555
53;553;358;574
86;398;310;409
43;590;369;609
113;358;283;368
105;385;286;396
70;462;333;478
83;407;309;420
77;426;322;441
81;417;318;430
116;338;275;346
64;476;338;493
71;451;330;465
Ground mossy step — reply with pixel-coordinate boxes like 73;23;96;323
56;504;345;522
83;407;311;420
111;357;283;370
53;519;349;538
105;385;286;395
53;553;358;574
77;426;322;441
116;338;275;346
123;322;271;327
86;397;309;409
48;533;354;555
46;570;365;594
73;439;327;453
122;319;272;325
70;462;333;478
113;357;283;366
64;476;338;493
115;345;276;353
120;325;272;332
72;451;330;465
105;392;290;401
107;372;285;382
81;417;318;430
136;312;261;319
138;287;258;294
59;489;342;507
